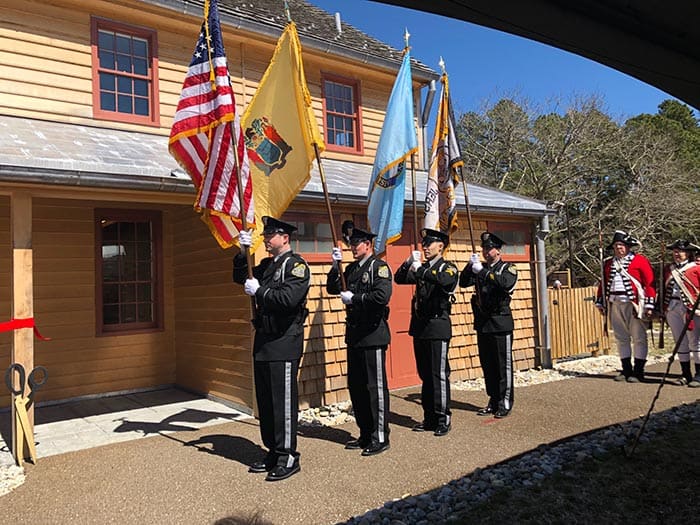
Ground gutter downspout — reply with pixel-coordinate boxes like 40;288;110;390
536;214;552;368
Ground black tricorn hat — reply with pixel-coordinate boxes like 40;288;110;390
480;231;505;249
262;216;297;235
421;228;449;246
666;239;700;252
607;230;640;250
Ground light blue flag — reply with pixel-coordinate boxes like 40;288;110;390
367;50;418;253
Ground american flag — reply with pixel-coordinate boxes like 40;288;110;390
168;0;253;248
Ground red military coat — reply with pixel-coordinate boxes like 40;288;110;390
596;253;656;314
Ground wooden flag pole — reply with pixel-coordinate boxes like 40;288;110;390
313;143;347;291
228;119;257;321
411;153;419;251
460;174;477;253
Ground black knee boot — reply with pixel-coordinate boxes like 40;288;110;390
615;358;633;381
632;359;646;382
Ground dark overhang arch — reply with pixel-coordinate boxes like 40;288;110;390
377;0;700;110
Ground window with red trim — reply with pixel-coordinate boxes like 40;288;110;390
95;209;163;334
487;221;532;262
322;74;363;154
91;17;160;126
281;212;366;263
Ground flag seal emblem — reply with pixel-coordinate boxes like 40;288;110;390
244;117;292;176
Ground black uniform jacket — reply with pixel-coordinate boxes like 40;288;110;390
233;250;310;361
327;255;392;348
394;256;458;340
459;259;518;333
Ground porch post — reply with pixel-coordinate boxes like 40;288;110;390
10;191;34;463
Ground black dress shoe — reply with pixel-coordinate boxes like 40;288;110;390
344;437;370;450
361;441;390;456
265;463;300;482
494;409;510;419
433;423;451;436
412;422;437;432
476;406;495;416
248;455;276;473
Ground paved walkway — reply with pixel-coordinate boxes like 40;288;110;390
0;388;250;467
0;362;698;524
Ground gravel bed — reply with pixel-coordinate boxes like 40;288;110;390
339;401;700;525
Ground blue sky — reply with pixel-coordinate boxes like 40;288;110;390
310;0;685;122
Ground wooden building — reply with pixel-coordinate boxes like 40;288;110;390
0;0;550;413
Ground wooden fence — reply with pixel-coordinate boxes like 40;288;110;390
548;286;611;360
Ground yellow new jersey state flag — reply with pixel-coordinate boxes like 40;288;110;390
241;22;324;251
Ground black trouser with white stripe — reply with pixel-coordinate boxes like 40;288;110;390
477;332;514;412
413;339;451;427
347;345;390;445
253;359;300;468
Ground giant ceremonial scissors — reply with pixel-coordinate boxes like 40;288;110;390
4;363;48;465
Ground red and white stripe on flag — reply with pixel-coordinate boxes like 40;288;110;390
168;0;253;248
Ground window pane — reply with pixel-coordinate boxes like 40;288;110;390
103;284;119;304
98;31;114;51
117;94;132;113
317;223;331;239
100;92;116;111
102;254;120;282
136;241;151;260
116;53;132;73
137;283;152;302
134;97;149;116
117;75;132;95
120;222;135;241
102;222;118;241
120;283;136;303
99;73;115;91
298;240;315;252
137;261;151;281
99;50;115;70
116;34;131;54
137;302;153;323
103;304;119;325
134;58;147;76
317;239;333;252
133;38;148;58
120;303;137;323
135;222;150;240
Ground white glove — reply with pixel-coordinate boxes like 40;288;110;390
470;253;483;274
340;290;354;305
244;278;260;296
412;250;422;263
331;247;343;262
410;260;422;272
238;229;253;247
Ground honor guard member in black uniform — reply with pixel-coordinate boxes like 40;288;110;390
394;228;458;436
233;216;310;482
460;232;518;418
326;222;392;456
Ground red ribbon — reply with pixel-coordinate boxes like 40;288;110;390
0;318;51;340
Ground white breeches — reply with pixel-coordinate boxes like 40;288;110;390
609;301;648;360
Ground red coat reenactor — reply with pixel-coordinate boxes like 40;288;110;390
596;230;656;382
664;240;700;387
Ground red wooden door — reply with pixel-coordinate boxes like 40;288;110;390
385;227;421;389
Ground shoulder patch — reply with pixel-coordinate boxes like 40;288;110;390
507;265;518;275
377;265;390;279
445;266;456;276
291;262;307;278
